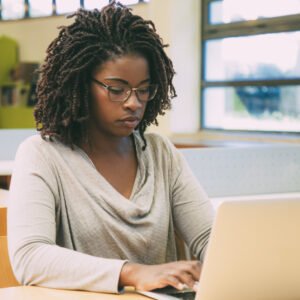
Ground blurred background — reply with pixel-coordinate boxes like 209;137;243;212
0;0;300;141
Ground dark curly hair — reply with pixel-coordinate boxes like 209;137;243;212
34;1;176;149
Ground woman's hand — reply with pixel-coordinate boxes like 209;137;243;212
119;261;202;291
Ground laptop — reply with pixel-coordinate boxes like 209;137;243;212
137;199;300;300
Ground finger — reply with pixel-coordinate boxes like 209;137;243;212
163;275;185;291
175;272;197;292
185;261;202;281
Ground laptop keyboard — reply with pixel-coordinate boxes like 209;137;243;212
151;286;196;300
165;291;195;299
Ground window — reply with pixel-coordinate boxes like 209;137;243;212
84;0;108;10
117;0;139;4
201;0;300;134
55;0;81;15
0;0;149;20
28;0;53;18
1;0;25;20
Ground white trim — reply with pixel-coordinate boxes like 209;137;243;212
0;160;13;176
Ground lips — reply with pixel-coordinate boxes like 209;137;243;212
119;116;140;128
121;116;140;122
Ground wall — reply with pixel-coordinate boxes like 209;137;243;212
0;0;200;136
0;3;151;62
170;0;201;134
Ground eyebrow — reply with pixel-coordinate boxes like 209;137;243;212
104;77;151;85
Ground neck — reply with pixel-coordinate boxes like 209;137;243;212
79;128;133;157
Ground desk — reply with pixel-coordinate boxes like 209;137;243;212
0;161;13;189
0;286;149;300
0;161;13;176
0;189;8;207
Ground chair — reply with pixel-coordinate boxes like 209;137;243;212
0;207;7;236
0;235;20;288
0;206;20;287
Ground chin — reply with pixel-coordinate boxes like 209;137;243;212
114;128;135;137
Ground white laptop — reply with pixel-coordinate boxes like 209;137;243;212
138;199;300;300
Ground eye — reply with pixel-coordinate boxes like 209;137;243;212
138;86;150;95
108;86;127;95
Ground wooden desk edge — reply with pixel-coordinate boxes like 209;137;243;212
0;286;150;299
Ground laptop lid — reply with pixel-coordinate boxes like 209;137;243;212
137;199;300;300
196;199;300;300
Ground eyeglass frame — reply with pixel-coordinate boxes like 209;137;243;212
91;78;158;103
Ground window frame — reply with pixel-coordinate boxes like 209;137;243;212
201;0;300;134
0;0;147;21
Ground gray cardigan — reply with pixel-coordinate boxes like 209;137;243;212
8;132;214;293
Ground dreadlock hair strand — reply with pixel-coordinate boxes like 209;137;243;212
34;1;176;149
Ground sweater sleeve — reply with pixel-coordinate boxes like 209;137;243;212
166;140;215;263
7;137;126;293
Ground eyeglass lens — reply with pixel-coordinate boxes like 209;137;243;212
108;85;157;102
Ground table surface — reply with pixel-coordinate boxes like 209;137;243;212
0;161;13;176
0;286;150;300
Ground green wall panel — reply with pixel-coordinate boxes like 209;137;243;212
0;107;35;128
0;36;18;85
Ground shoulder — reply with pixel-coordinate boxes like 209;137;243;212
14;134;49;168
136;131;184;167
15;134;69;166
17;134;53;156
13;134;73;184
17;134;71;153
17;134;45;154
143;131;175;153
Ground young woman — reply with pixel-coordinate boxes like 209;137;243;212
8;1;215;294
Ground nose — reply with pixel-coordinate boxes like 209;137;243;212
123;90;143;111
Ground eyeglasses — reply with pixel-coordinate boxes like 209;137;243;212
92;78;158;103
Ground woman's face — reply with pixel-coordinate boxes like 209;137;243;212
89;54;150;138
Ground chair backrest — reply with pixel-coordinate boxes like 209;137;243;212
0;236;20;288
0;205;20;287
0;207;7;236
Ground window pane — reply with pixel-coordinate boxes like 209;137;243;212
28;0;53;17
2;0;25;20
209;0;300;24
55;0;81;15
204;31;300;81
118;0;139;4
202;86;300;132
84;0;108;10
